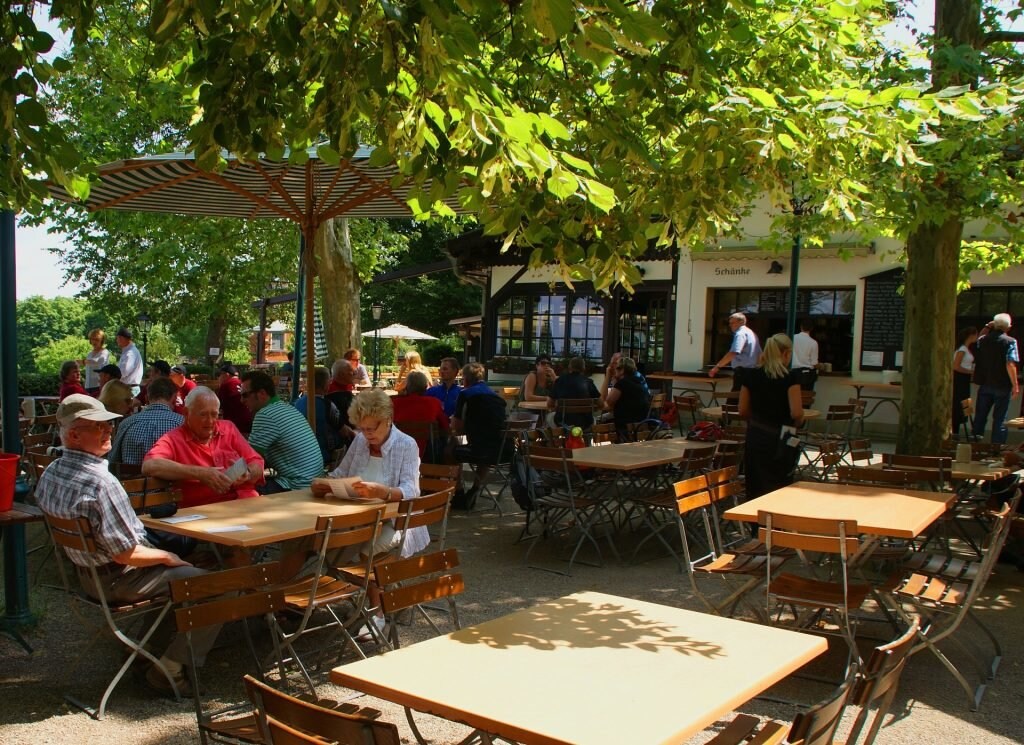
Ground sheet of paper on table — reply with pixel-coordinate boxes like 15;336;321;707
312;476;361;499
222;457;248;482
160;513;206;524
205;524;250;533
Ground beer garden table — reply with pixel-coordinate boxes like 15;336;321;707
330;591;827;745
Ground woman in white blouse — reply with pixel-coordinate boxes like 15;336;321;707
82;328;110;394
952;326;977;436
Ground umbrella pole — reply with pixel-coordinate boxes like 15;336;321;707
302;230;317;433
291;239;305;403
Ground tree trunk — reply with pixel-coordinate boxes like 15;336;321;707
897;218;962;454
315;218;362;361
205;314;227;366
896;0;980;453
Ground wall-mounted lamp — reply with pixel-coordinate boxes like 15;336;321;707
767;260;784;275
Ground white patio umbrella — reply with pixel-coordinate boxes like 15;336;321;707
361;323;439;383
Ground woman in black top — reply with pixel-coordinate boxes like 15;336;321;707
604;355;651;439
738;333;804;499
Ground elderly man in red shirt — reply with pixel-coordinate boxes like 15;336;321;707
142;386;263;507
392;370;449;460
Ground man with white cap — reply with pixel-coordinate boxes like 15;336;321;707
35;394;218;697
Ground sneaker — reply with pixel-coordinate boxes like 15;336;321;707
145;664;194;698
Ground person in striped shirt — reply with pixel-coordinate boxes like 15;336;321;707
241;370;324;493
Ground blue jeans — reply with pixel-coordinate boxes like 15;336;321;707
974;385;1012;444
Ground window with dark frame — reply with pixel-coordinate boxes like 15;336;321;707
495;293;606;361
956;286;1024;345
708;288;855;372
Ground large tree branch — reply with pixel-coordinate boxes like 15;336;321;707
983;30;1024;46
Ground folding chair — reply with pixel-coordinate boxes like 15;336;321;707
844;620;919;745
488;418;534;506
673;474;787;619
273;507;385;694
673;394;700;435
245;674;400;745
706;665;858;745
419;462;461;495
524;446;618;575
119;475;178;514
761;511;872;669
552;398;599;430
885;491;1020;710
169;563;286;745
43;514;178;719
374;549;464;743
394;419;442;464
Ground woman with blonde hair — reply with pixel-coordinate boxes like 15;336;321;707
82;328;110;394
738;333;804;499
394;350;433;393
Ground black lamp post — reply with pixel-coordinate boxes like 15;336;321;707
135;311;152;364
371;303;383;385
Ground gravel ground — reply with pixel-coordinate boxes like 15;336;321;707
2;483;1023;744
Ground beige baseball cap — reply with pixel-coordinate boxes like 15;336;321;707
56;394;123;427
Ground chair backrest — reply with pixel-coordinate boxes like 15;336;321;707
835;466;919;488
397;488;454;551
844;621;920;745
21;431;55;451
705;465;742;503
788;666;859;745
591;422;618;444
679;451;714;477
375;548;464;617
712;391;740;403
170;562;284;633
419;463;460;495
555;398;598;415
758;511;860;559
45;514;97;554
120;475;179;513
673;394;700;412
244;674;401;745
313;507;385;553
847;439;874;465
394;419;435;447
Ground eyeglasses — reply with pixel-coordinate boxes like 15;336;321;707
358;419;388;436
73;420;114;433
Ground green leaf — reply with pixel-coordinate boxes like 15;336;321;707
583;178;616;213
743;88;777;108
423;100;447;129
16;99;47;127
777;133;796;150
316;144;340;165
546;167;579;199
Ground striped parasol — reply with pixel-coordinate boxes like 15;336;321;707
48;145;471;431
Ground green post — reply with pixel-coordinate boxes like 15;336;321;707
1;209;34;645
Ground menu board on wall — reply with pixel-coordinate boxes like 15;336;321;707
860;268;905;370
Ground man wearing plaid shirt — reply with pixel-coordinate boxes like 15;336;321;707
36;394;218;698
107;376;183;468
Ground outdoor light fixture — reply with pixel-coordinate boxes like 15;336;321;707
371;303;383;385
135;311;152;364
767;260;784;275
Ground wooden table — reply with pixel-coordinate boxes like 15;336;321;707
847;380;902;425
140;489;397;548
700;407;820;421
571;439;715;471
867;461;1013;482
723;481;953;539
0;502;43;527
330;591;826;745
646;373;722;406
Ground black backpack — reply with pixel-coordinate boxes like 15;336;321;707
510;452;545;511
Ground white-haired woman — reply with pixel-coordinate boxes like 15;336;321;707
738;333;804;499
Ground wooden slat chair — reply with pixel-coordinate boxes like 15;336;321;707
169;563;286;745
835;466;919;489
880;454;952;491
419;462;461;496
43;514;177;719
487;418;535;510
590;421;618;444
244;674;400;745
847;439;875;466
761;511;872;669
119;475;179;514
843;620;920;745
712;391;741;403
673;394;701;435
524;446;618;575
647;391;666;419
847;397;867;436
30;412;59;435
939;439;1002;459
719;402;741;426
798;439;845;482
712;439;744;471
393;419;442;465
374;548;464;743
674;473;787;620
706;665;858;745
885;491;1021;710
802;404;857;473
545;425;567;447
552;398;599;431
272;508;385;695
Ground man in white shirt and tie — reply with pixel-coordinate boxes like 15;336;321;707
791;319;820;391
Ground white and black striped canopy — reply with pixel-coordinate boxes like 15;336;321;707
48;145;468;232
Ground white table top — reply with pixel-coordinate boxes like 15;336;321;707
723;481;953;539
331;591;826;745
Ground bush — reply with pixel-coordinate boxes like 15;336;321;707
32;335;93;376
421;341;461;366
19;373;60;396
